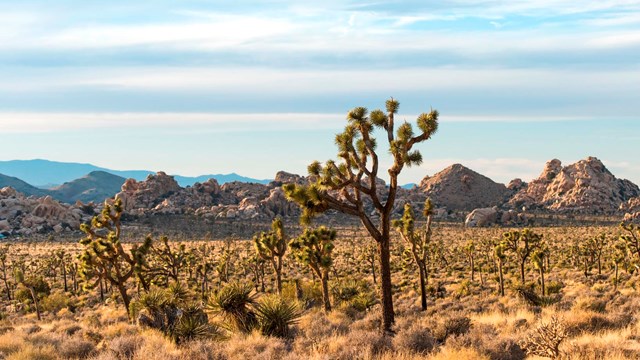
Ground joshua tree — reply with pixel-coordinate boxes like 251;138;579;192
495;242;507;296
284;98;439;333
532;244;549;296
14;269;48;321
78;198;153;319
620;222;640;261
463;240;476;282
501;229;543;285
611;240;628;291
393;199;434;311
254;218;287;294
289;226;336;311
0;245;12;300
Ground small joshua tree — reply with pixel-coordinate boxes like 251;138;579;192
393;199;433;311
79;198;153;319
284;98;439;333
620;222;640;261
494;242;507;296
289;226;336;311
463;240;476;282
254;218;287;294
501;229;543;285
611;240;628;291
531;243;549;296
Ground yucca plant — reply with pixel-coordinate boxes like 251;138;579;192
172;304;222;344
207;282;257;333
255;294;301;338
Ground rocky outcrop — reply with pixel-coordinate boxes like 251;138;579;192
272;171;307;186
621;197;640;223
116;172;182;212
0;187;92;236
510;157;640;214
465;207;527;227
419;164;510;211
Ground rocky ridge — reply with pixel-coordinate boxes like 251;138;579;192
509;157;639;214
0;187;93;236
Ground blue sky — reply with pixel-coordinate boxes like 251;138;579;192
1;1;639;184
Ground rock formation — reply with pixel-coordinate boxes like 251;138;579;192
509;157;640;214
419;164;510;211
116;172;182;212
0;187;92;236
621;197;640;223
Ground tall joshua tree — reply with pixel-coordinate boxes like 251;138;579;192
393;199;434;311
501;229;542;285
254;218;287;294
284;98;439;333
79;198;152;319
289;226;336;311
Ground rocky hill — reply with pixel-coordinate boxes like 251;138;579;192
509;157;639;214
0;187;93;236
418;164;510;211
0;174;48;198
50;171;126;204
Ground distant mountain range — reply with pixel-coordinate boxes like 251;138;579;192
0;159;271;188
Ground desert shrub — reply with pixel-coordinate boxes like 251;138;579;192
520;316;567;359
0;332;25;355
108;334;143;360
254;295;301;338
224;332;288;360
432;315;472;343
564;311;632;335
59;337;96;359
513;284;542;307
0;326;14;335
23;324;42;335
178;339;227;360
132;330;180;360
546;281;564;295
350;292;379;312
455;280;472;298
41;291;72;313
573;297;607;313
320;329;392;359
444;324;524;360
428;347;490;360
393;324;436;355
5;344;57;360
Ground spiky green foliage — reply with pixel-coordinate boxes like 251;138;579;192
254;218;287;294
289;226;336;311
207;282;257;333
532;243;550;296
135;286;217;344
392;199;434;311
283;98;439;333
255;295;302;338
620;222;640;261
501;229;543;285
78;197;153;319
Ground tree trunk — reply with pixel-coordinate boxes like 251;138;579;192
597;257;602;275
470;256;475;282
418;263;427;311
29;287;41;321
371;258;377;285
520;260;526;284
116;283;131;320
378;236;394;334
614;263;619;291
321;271;332;312
539;268;545;296
498;260;505;296
62;263;68;292
275;258;283;294
99;278;104;301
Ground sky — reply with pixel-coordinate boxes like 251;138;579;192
1;1;639;185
